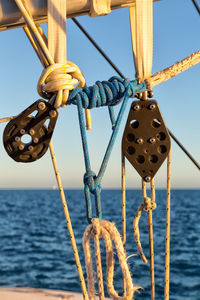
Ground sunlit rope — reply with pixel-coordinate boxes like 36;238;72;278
133;179;156;300
164;150;171;300
83;218;141;300
49;141;89;300
15;0;85;108
13;1;89;298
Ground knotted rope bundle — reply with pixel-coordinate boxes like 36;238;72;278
83;218;140;300
38;61;85;107
69;77;146;109
133;180;156;264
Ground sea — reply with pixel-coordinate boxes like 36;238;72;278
0;189;199;300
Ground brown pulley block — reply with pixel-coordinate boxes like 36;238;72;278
122;100;170;182
3;100;58;163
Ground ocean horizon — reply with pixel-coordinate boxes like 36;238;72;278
0;189;199;299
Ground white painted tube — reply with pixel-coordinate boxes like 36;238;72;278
0;0;134;31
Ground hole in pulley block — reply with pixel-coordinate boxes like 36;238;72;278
152;119;161;128
127;133;135;142
149;155;158;164
158;145;167;154
127;146;135;155
156;132;166;141
130;120;139;129
136;155;145;164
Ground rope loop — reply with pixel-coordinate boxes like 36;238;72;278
68;77;146;109
83;218;141;300
37;61;85;108
133;179;156;264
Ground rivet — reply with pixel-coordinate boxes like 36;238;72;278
20;129;25;135
33;138;39;144
136;138;143;144
29;129;35;136
38;102;46;111
133;104;140;111
145;176;151;182
49;110;57;118
149;104;156;110
28;145;34;151
15;136;20;142
19;144;24;150
149;137;156;144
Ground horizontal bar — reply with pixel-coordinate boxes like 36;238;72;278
0;0;134;31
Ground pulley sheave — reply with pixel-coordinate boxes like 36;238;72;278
3;100;58;163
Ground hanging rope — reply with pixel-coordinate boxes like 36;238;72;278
121;154;127;297
133;180;156;264
76;82;145;222
133;179;156;300
164;150;171;300
49;141;89;300
13;1;89;298
83;218;140;300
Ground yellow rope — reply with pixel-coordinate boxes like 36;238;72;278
14;0;85;108
83;218;140;300
121;154;127;297
49;141;89;300
164;150;171;300
133;179;156;300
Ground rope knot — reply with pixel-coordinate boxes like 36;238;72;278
143;196;157;211
68;77;146;109
83;171;101;194
37;61;85;108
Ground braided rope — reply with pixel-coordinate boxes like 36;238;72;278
164;150;171;300
15;0;85;108
83;218;140;300
133;179;156;264
37;61;85;106
69;77;146;109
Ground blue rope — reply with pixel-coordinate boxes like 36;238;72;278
108;106;116;127
75;76;146;223
69;76;146;109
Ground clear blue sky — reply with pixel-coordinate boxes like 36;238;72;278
0;1;199;188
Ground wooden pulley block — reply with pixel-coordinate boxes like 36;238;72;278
122;100;170;182
3;100;58;163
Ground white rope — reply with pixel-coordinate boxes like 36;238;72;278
83;218;141;300
14;0;85;109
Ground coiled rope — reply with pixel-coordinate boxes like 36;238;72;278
83;218;140;300
15;0;85;108
69;77;145;109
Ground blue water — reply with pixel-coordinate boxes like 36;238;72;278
0;189;199;299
